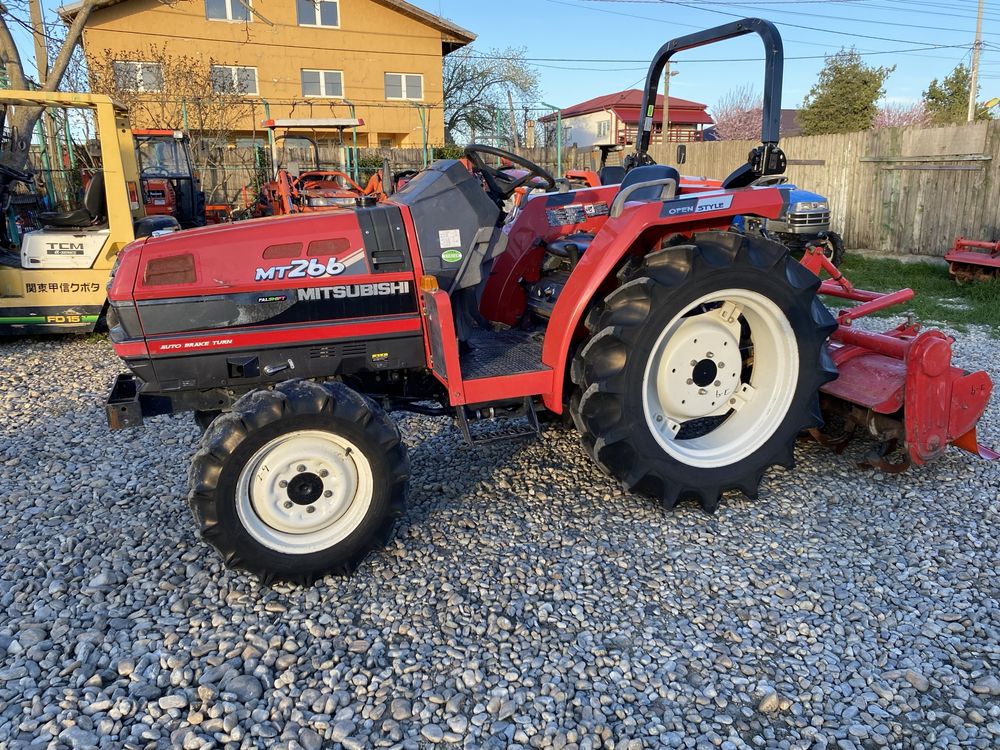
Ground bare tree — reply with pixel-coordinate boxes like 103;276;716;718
89;45;257;202
443;46;539;146
0;0;98;168
712;85;762;141
873;101;931;129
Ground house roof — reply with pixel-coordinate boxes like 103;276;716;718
58;0;475;49
780;109;802;137
540;89;713;126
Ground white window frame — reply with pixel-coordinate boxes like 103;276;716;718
384;72;424;102
210;65;259;95
297;0;340;28
206;0;252;23
301;69;344;99
597;120;610;138
111;60;163;93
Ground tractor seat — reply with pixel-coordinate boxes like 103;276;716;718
547;232;594;260
618;164;681;202
39;170;107;228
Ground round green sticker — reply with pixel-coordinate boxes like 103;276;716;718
441;249;463;263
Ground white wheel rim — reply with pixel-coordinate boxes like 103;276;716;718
235;430;374;554
641;288;798;468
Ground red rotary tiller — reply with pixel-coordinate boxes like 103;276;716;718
944;237;1000;282
801;246;996;472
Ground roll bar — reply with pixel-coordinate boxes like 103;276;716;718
633;18;786;183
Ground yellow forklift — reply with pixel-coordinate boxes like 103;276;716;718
0;91;178;334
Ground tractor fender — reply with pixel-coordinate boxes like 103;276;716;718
539;187;786;412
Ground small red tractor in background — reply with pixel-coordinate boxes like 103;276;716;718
104;19;994;583
132;129;206;228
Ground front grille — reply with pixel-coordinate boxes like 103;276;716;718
787;210;831;228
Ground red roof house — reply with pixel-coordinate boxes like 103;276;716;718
540;89;714;147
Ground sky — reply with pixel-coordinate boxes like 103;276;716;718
424;0;999;115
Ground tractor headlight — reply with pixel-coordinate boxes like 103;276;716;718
792;200;829;213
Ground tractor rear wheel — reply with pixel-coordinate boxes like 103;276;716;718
570;230;837;511
188;380;408;583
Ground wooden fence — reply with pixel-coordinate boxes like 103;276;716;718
648;121;1000;257
197;121;1000;258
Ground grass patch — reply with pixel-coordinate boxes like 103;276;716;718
829;254;1000;336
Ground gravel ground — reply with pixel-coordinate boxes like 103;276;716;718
0;330;998;750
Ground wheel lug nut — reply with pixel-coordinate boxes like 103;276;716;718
324;490;333;498
296;464;306;472
714;380;721;387
718;362;725;369
707;352;714;358
319;469;329;478
690;360;697;367
686;378;694;385
279;480;288;488
306;506;316;513
284;501;293;509
698;388;707;395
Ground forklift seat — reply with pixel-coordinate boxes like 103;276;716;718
39;171;107;228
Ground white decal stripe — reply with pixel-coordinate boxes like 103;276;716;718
343;249;366;268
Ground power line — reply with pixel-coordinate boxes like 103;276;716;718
577;0;981;46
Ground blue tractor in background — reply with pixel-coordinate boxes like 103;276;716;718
734;177;845;267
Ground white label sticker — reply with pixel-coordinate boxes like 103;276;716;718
438;229;462;249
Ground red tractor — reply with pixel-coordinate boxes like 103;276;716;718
132;129;206;229
104;19;995;583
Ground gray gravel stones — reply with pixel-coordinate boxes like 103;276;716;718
1;332;999;749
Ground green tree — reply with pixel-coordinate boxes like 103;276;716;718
923;64;992;124
799;49;894;135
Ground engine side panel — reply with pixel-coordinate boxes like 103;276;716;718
110;207;427;391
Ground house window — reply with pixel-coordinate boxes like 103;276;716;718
210;65;258;95
111;61;163;92
384;73;423;101
302;69;343;98
597;120;610;138
297;0;339;27
205;0;250;22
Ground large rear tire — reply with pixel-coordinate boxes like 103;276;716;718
188;380;408;583
570;230;837;511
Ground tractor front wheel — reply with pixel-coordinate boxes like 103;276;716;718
188;380;408;583
570;230;837;511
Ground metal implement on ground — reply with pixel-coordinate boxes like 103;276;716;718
944;236;1000;281
101;18;995;585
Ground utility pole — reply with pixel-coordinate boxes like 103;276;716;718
662;63;679;144
968;0;985;122
663;62;671;145
507;89;520;149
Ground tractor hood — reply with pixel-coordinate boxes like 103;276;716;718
119;208;401;302
106;203;421;389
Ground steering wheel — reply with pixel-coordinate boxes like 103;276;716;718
463;144;556;204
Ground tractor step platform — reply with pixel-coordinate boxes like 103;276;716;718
455;396;541;446
460;329;546;380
